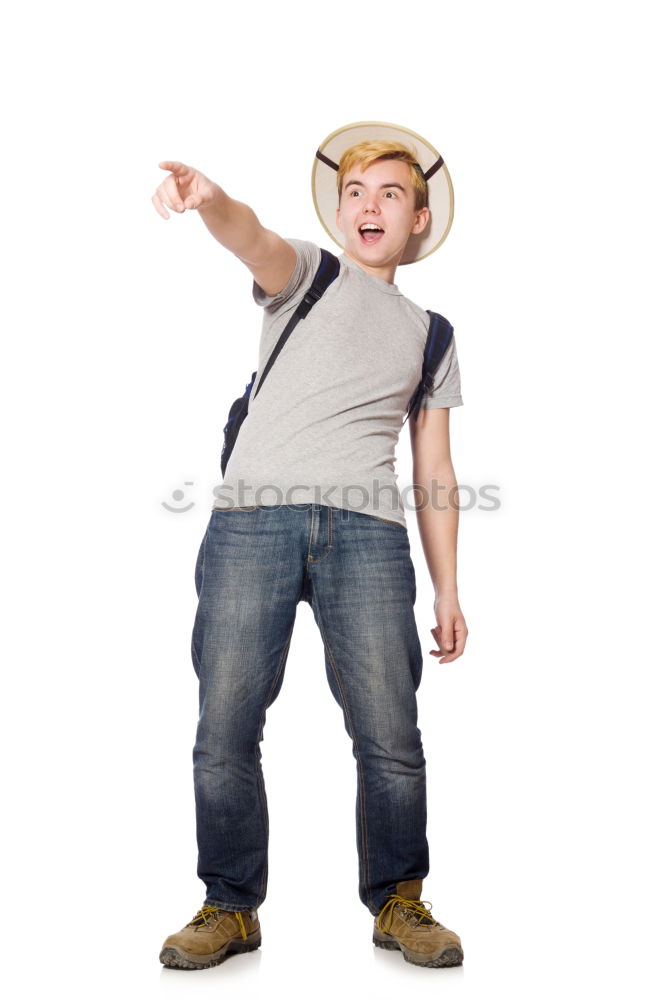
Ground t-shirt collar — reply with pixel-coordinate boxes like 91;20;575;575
340;252;402;296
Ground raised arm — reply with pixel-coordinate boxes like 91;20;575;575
152;160;296;296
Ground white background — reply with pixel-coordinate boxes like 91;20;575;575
2;1;660;997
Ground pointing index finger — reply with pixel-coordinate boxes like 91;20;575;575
158;160;188;176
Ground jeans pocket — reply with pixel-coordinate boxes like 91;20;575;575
356;510;406;530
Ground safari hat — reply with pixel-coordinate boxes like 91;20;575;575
312;120;454;265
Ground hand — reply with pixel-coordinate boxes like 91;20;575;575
429;594;468;664
152;161;218;219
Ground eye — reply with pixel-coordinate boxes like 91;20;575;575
385;190;397;198
349;189;360;197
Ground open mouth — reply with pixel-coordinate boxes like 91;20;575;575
359;223;384;245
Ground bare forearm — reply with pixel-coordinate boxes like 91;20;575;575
412;464;459;597
197;184;266;261
153;162;295;294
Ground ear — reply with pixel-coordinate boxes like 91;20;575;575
411;206;431;235
335;203;343;233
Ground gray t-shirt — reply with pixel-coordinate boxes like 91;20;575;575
213;238;463;527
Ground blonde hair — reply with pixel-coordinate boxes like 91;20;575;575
336;140;428;211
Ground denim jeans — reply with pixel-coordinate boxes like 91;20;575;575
191;503;428;916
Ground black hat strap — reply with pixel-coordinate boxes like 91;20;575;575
315;149;443;181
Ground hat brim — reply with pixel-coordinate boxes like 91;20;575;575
312;120;454;265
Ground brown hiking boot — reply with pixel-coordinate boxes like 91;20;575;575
159;903;261;970
373;879;463;968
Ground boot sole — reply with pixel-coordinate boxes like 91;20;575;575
373;930;463;968
160;929;262;970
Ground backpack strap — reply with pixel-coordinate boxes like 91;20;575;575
405;310;455;423
253;248;340;399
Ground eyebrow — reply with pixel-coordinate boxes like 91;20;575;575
343;180;406;192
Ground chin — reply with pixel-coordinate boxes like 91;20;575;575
351;241;392;261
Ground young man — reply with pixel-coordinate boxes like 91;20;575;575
152;121;468;970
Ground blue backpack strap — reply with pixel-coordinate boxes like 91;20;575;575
405;310;455;423
293;247;341;319
221;248;340;476
253;248;340;398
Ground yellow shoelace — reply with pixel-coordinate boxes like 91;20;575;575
188;905;248;940
377;895;438;933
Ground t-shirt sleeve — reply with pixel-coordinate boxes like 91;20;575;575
422;335;464;409
251;238;322;314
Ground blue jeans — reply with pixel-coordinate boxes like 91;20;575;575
191;503;428;916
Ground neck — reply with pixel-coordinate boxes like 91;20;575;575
342;248;399;285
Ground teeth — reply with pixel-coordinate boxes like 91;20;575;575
360;224;382;231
